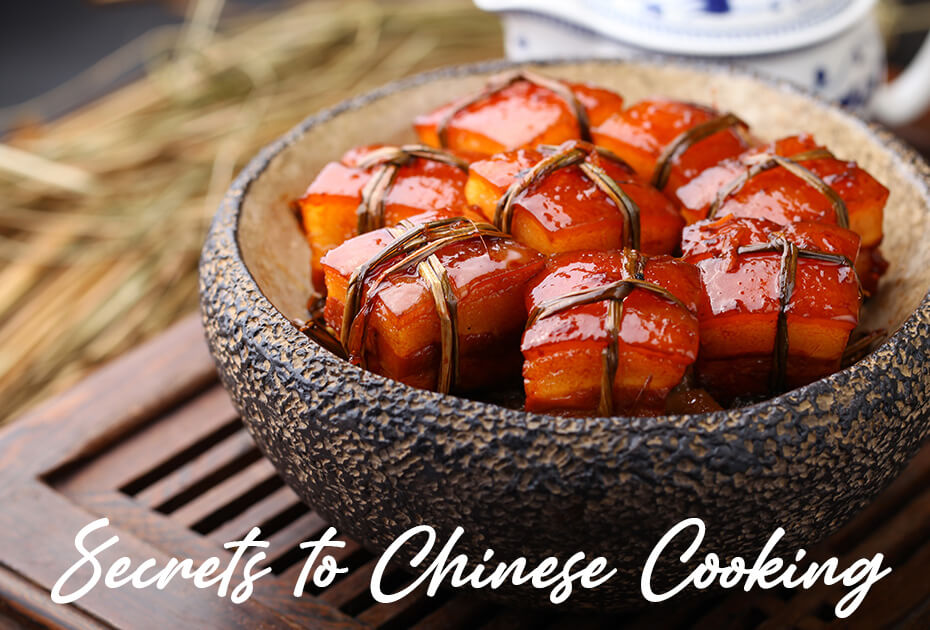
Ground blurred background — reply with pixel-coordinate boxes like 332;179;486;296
0;0;927;424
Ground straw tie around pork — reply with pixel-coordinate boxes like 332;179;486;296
354;145;469;234
436;69;592;148
493;141;642;250
526;251;690;416
708;148;850;228
651;112;749;189
736;236;862;394
341;217;504;393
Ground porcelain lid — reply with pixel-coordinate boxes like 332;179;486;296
474;0;878;56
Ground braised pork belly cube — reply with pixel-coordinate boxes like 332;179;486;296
414;70;624;160
681;216;863;403
321;220;544;393
296;144;473;289
675;133;889;293
591;99;752;194
675;134;889;244
522;250;701;416
466;141;684;255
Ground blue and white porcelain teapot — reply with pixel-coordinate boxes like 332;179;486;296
475;0;930;125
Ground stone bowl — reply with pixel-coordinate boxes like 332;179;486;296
199;59;930;609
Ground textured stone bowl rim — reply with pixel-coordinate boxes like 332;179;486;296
211;57;930;432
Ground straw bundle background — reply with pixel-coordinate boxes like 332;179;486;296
0;0;501;424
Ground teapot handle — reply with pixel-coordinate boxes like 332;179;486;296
870;30;930;126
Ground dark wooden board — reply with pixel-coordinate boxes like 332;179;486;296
1;314;928;629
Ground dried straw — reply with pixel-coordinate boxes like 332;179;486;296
0;0;502;424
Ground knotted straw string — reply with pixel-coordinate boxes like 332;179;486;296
493;141;642;250
353;145;468;234
651;112;749;189
735;237;862;394
708;148;849;228
436;70;592;148
408;231;460;394
341;217;504;393
526;252;690;416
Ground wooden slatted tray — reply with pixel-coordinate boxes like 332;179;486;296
1;315;928;629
